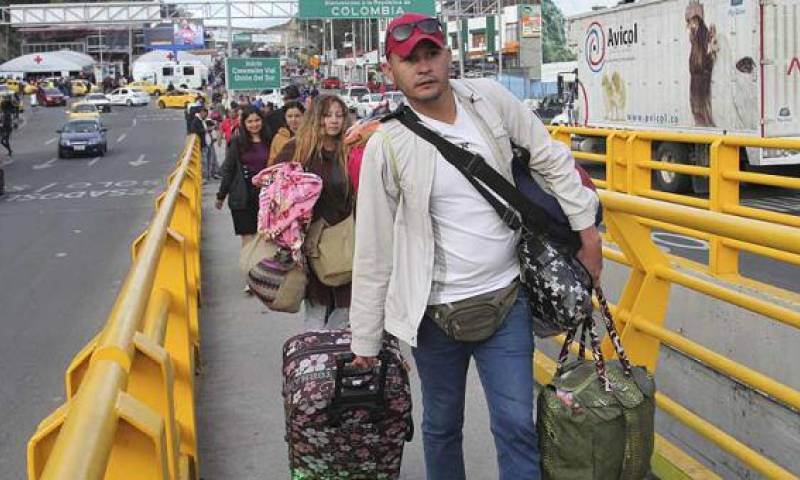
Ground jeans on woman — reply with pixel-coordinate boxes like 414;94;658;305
411;290;541;480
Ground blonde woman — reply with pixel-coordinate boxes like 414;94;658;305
273;94;353;329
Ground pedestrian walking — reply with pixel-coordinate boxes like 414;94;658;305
189;106;211;177
265;84;301;135
0;99;13;156
271;94;354;330
203;115;221;180
348;13;602;480
215;106;272;282
220;102;240;144
267;100;305;165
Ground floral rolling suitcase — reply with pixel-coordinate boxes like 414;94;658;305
282;330;414;480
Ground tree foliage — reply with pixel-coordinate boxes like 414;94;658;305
542;0;576;62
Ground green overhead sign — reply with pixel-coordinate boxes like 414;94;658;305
233;33;252;45
225;58;280;91
298;0;436;19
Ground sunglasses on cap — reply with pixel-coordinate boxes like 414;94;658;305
388;18;443;42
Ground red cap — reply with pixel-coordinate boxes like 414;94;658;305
385;13;445;60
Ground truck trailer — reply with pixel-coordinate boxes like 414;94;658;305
565;0;800;192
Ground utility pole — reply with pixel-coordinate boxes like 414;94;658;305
225;0;232;57
456;0;465;78
128;24;133;77
98;26;104;71
498;9;503;79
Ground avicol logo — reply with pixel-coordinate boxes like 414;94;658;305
585;22;606;73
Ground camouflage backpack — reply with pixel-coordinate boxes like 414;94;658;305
537;288;656;480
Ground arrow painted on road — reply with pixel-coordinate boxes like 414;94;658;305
129;154;148;167
32;158;56;170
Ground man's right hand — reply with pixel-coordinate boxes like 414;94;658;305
214;198;224;210
351;355;379;369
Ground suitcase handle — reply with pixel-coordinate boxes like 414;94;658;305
328;352;391;426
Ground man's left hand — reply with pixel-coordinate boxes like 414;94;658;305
576;226;603;286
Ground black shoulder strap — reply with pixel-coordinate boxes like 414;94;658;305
394;105;549;232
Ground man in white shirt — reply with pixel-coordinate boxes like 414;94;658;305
350;12;602;480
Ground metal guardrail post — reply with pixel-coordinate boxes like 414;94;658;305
601;207;672;369
708;139;741;276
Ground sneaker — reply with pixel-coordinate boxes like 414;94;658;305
244;284;252;295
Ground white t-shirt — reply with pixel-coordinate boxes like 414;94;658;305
413;98;520;305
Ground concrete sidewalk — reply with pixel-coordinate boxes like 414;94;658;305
196;184;500;479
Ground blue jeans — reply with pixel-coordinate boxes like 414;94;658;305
412;290;540;480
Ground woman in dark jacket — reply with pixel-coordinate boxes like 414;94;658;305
215;106;271;250
273;94;353;329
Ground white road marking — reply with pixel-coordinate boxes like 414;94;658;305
55;252;68;258
34;182;58;193
32;158;56;170
132;118;137;127
116;133;127;143
45;137;57;145
129;154;148;167
87;157;101;167
651;232;709;251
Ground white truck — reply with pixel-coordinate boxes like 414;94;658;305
134;61;208;90
564;0;800;192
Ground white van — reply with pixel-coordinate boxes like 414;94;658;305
147;62;208;90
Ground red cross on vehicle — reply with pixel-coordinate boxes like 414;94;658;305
34;55;43;64
166;52;175;61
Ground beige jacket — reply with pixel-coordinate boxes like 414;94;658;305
350;79;599;356
269;126;292;165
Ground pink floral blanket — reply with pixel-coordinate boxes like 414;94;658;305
252;162;322;261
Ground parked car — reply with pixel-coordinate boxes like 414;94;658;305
341;85;371;112
128;80;166;96
57;119;108;158
84;93;112;113
67;102;101;121
108;87;149;106
38;87;67;106
322;76;341;90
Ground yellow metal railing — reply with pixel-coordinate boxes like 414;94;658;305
547;126;800;278
27;136;203;480
534;190;800;479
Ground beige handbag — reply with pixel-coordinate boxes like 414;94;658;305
239;233;272;275
303;214;355;287
240;234;308;313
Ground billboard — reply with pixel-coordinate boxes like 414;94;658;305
144;25;175;48
173;19;205;49
520;5;542;38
